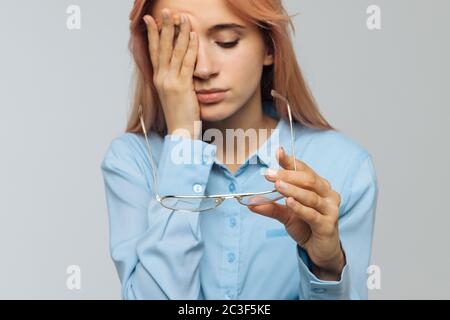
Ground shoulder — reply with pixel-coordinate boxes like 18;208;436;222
294;124;377;207
297;125;371;164
100;131;163;176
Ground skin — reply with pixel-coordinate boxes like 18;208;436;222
252;147;346;281
143;0;346;281
149;0;277;169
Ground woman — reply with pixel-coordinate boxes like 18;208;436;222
101;0;378;300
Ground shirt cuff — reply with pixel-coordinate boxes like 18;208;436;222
156;135;217;197
297;245;351;300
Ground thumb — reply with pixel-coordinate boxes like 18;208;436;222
277;146;304;172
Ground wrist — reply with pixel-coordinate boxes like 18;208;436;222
311;246;346;281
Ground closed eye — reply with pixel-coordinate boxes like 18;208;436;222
217;40;240;49
173;28;239;49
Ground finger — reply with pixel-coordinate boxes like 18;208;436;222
247;201;292;226
158;8;175;72
277;147;313;174
286;196;322;227
266;169;331;198
277;147;332;197
143;15;160;72
277;170;333;197
171;12;181;46
180;31;198;80
275;170;341;209
277;147;327;193
274;179;330;214
170;13;191;75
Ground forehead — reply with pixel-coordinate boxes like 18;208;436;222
151;0;248;28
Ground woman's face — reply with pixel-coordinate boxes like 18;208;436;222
151;0;274;122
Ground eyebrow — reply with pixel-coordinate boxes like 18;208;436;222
160;18;247;35
207;23;247;34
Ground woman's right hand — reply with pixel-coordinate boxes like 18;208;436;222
143;9;201;140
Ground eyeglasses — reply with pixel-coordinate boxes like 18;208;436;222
138;89;297;212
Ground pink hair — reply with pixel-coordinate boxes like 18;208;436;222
125;0;335;136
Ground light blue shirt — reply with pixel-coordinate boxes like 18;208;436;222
100;101;378;300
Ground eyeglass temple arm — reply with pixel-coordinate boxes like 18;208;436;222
270;90;297;172
138;105;161;199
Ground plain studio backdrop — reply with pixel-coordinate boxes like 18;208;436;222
0;0;449;299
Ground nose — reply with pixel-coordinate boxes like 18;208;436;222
193;36;220;80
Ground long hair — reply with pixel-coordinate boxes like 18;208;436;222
125;0;335;137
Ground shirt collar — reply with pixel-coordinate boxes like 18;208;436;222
211;100;294;172
255;118;287;170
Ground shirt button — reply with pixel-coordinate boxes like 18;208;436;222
228;183;236;193
312;288;327;294
227;252;235;263
193;184;203;193
229;217;237;228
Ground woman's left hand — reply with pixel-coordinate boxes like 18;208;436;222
248;147;346;281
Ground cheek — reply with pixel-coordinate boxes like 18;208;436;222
223;49;264;84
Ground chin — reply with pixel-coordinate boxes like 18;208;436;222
199;103;235;122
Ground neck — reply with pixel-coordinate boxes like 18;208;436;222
203;92;278;166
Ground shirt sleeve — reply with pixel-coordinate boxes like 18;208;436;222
100;134;217;300
296;152;379;300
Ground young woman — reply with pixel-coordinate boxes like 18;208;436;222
101;0;378;300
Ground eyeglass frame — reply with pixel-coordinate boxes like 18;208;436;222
138;89;297;212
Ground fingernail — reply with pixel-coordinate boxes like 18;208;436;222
180;14;185;24
143;16;148;24
276;180;288;191
264;168;278;179
162;9;169;19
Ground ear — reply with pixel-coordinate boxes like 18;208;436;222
263;39;274;66
263;51;274;66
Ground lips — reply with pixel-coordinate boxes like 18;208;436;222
196;89;229;104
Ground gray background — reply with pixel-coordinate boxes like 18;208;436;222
0;0;448;299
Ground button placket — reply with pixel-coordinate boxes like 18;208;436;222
221;201;240;300
227;252;236;263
